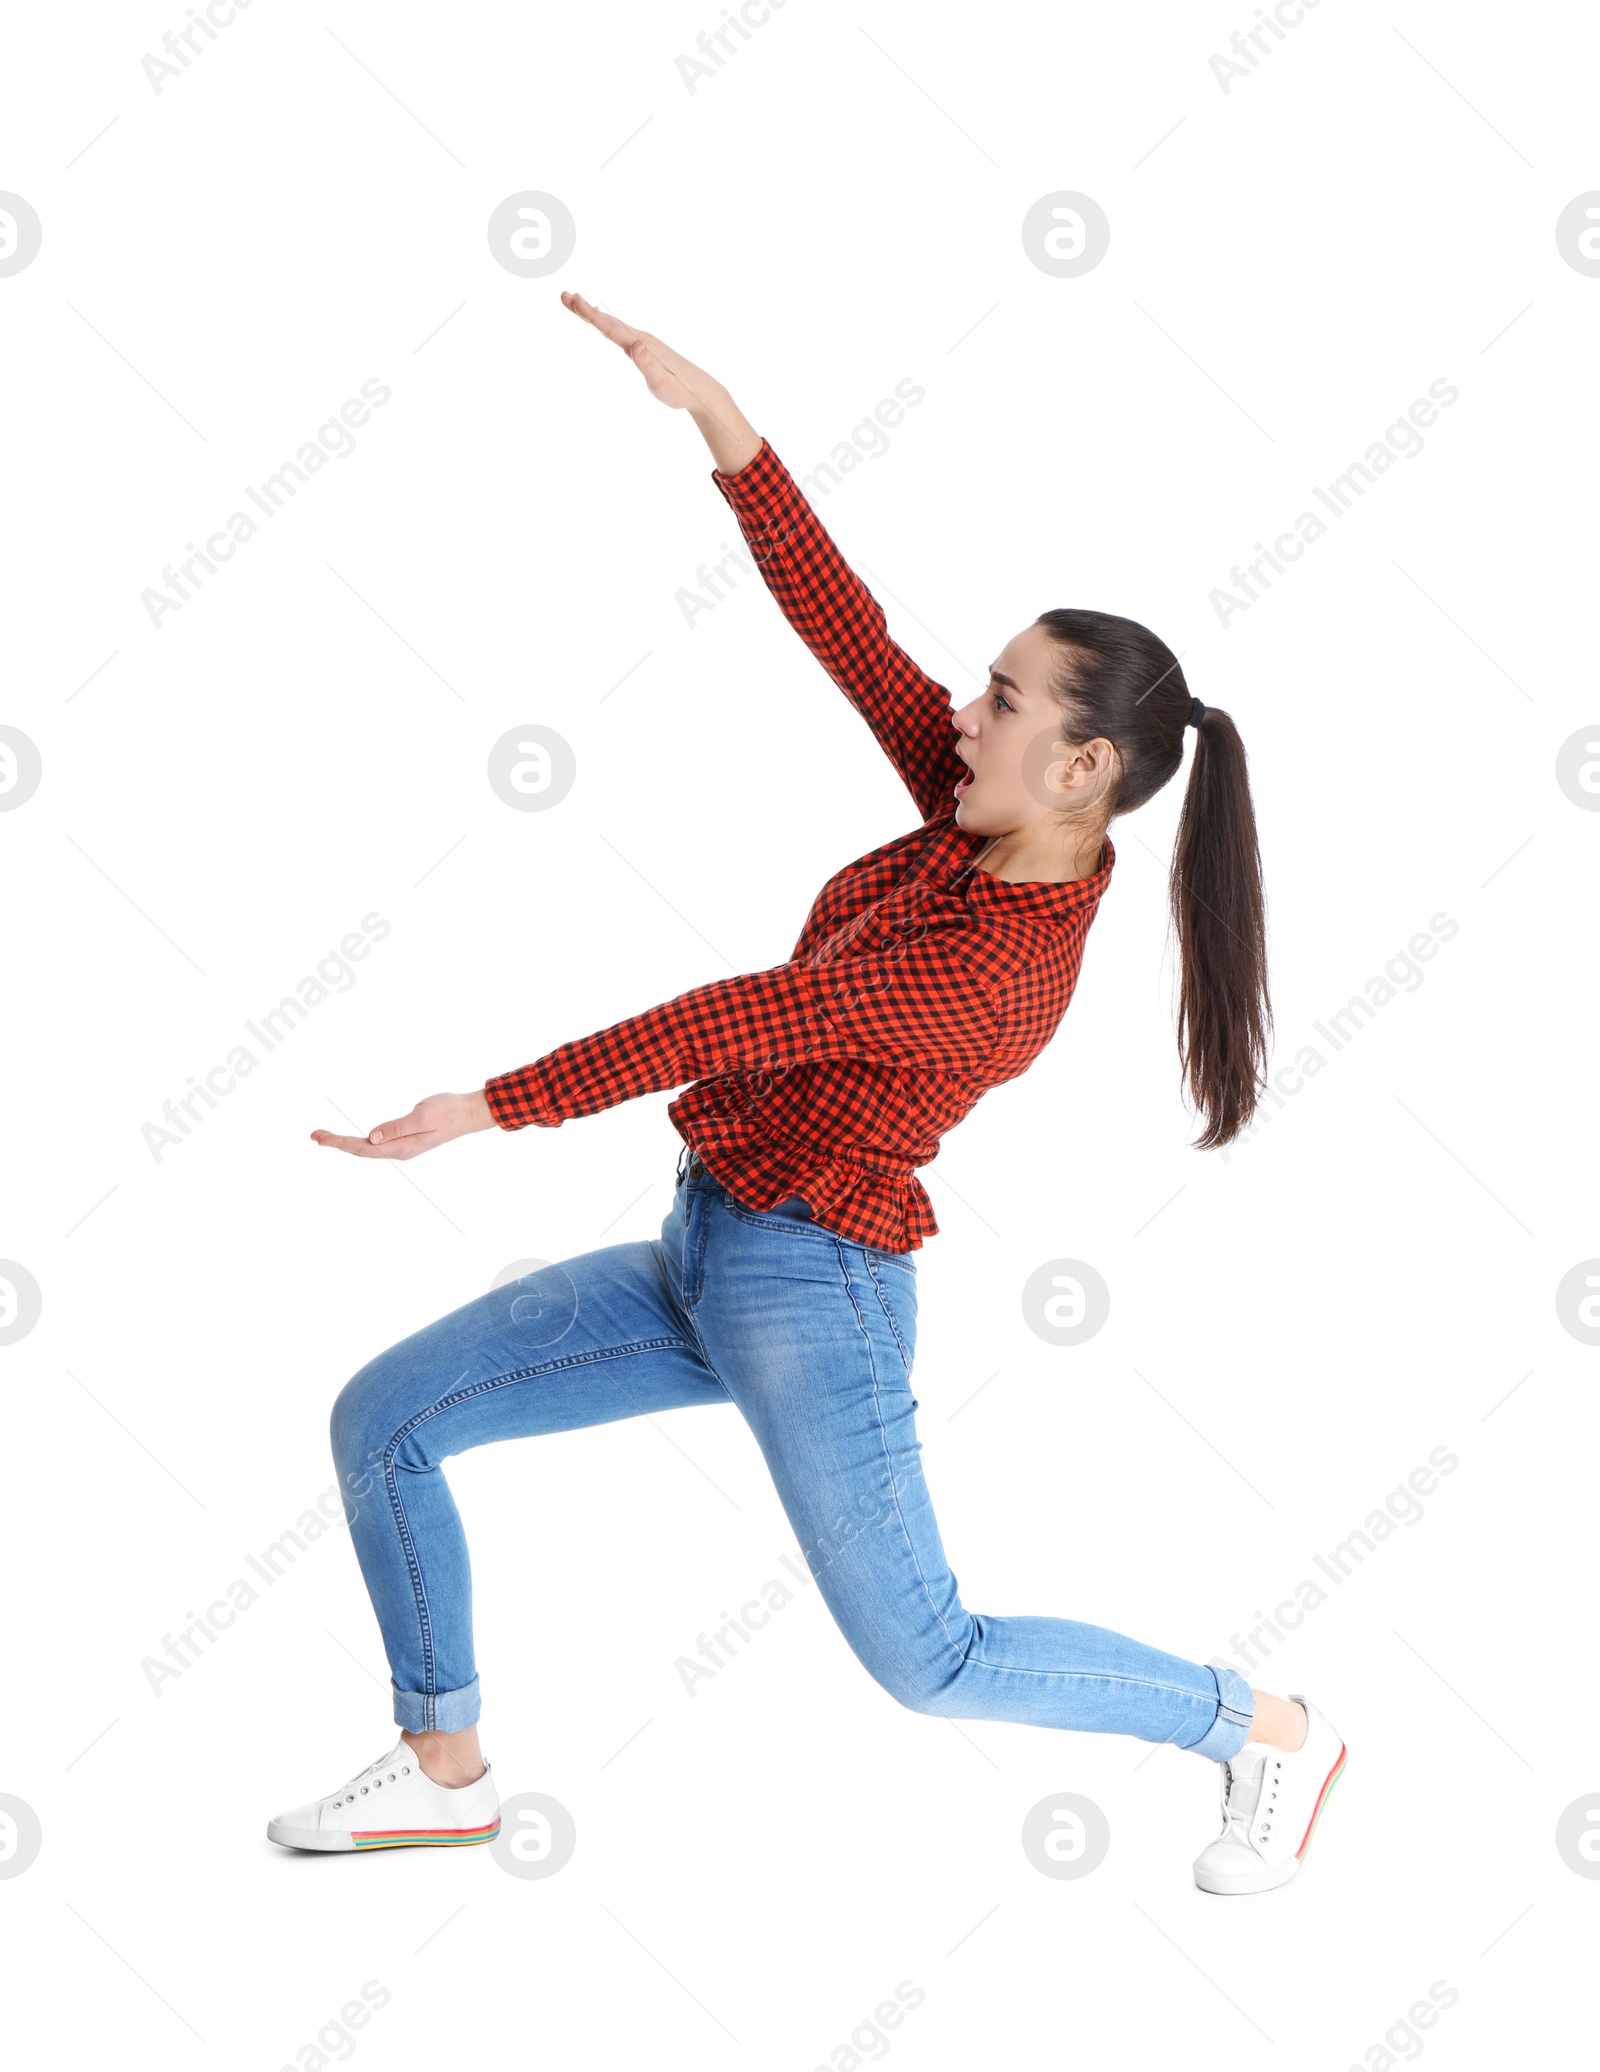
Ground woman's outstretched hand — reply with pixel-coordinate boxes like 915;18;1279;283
311;1089;497;1161
560;290;762;474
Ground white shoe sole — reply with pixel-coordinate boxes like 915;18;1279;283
266;1815;500;1853
1194;1741;1347;1895
1194;1851;1301;1895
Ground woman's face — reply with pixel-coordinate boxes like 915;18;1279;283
949;624;1114;836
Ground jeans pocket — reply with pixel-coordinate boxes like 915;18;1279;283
718;1194;826;1239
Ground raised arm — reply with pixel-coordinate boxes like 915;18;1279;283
559;292;966;823
708;440;968;822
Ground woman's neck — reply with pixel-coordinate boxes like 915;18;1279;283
973;819;1107;885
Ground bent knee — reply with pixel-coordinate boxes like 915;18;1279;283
863;1639;967;1718
329;1357;401;1486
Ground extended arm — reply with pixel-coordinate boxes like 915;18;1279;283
483;944;1000;1129
310;938;998;1159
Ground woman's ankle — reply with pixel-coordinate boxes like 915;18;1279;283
400;1724;486;1787
1244;1691;1307;1753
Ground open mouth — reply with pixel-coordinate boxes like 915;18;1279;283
954;757;974;800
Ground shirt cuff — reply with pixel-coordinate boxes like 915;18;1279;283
710;437;787;506
483;1068;560;1131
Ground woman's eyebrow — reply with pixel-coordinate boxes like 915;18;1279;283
988;667;1023;691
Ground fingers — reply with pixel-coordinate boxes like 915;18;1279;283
366;1108;435;1144
309;1121;438;1160
560;293;676;382
558;290;714;406
560;290;642;353
311;1129;380;1156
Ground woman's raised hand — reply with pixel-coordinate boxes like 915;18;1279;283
560;291;762;473
559;291;713;410
311;1089;497;1161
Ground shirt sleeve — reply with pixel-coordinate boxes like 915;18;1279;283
484;943;1000;1129
711;439;969;824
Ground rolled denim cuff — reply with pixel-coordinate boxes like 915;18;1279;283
391;1674;481;1734
1187;1660;1256;1762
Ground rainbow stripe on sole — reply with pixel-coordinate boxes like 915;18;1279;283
1295;1744;1347;1860
351;1818;501;1851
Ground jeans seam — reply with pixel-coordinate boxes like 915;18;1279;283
838;1242;969;1683
864;1252;915;1377
964;1657;1222;1700
948;1664;1226;1752
683;1186;727;1384
953;1661;1231;1748
683;1310;722;1384
379;1336;704;1699
379;1361;472;1711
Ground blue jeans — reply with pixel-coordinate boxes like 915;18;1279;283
330;1153;1253;1758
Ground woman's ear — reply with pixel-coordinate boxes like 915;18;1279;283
1056;737;1115;793
1023;724;1081;805
1052;736;1119;816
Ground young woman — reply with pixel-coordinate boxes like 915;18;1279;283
267;294;1346;1892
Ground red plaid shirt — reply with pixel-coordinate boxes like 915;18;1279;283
485;438;1114;1252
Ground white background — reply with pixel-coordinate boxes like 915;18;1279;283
4;0;1597;2065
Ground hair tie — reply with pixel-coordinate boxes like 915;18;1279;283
1187;697;1207;728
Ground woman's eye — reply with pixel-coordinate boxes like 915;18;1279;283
991;690;1012;712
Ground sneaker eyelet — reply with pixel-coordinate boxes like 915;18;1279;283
360;1785;368;1794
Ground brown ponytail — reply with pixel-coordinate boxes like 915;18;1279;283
1035;610;1270;1148
1170;705;1270;1147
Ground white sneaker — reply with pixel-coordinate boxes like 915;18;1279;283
1192;1695;1346;1895
267;1739;500;1853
